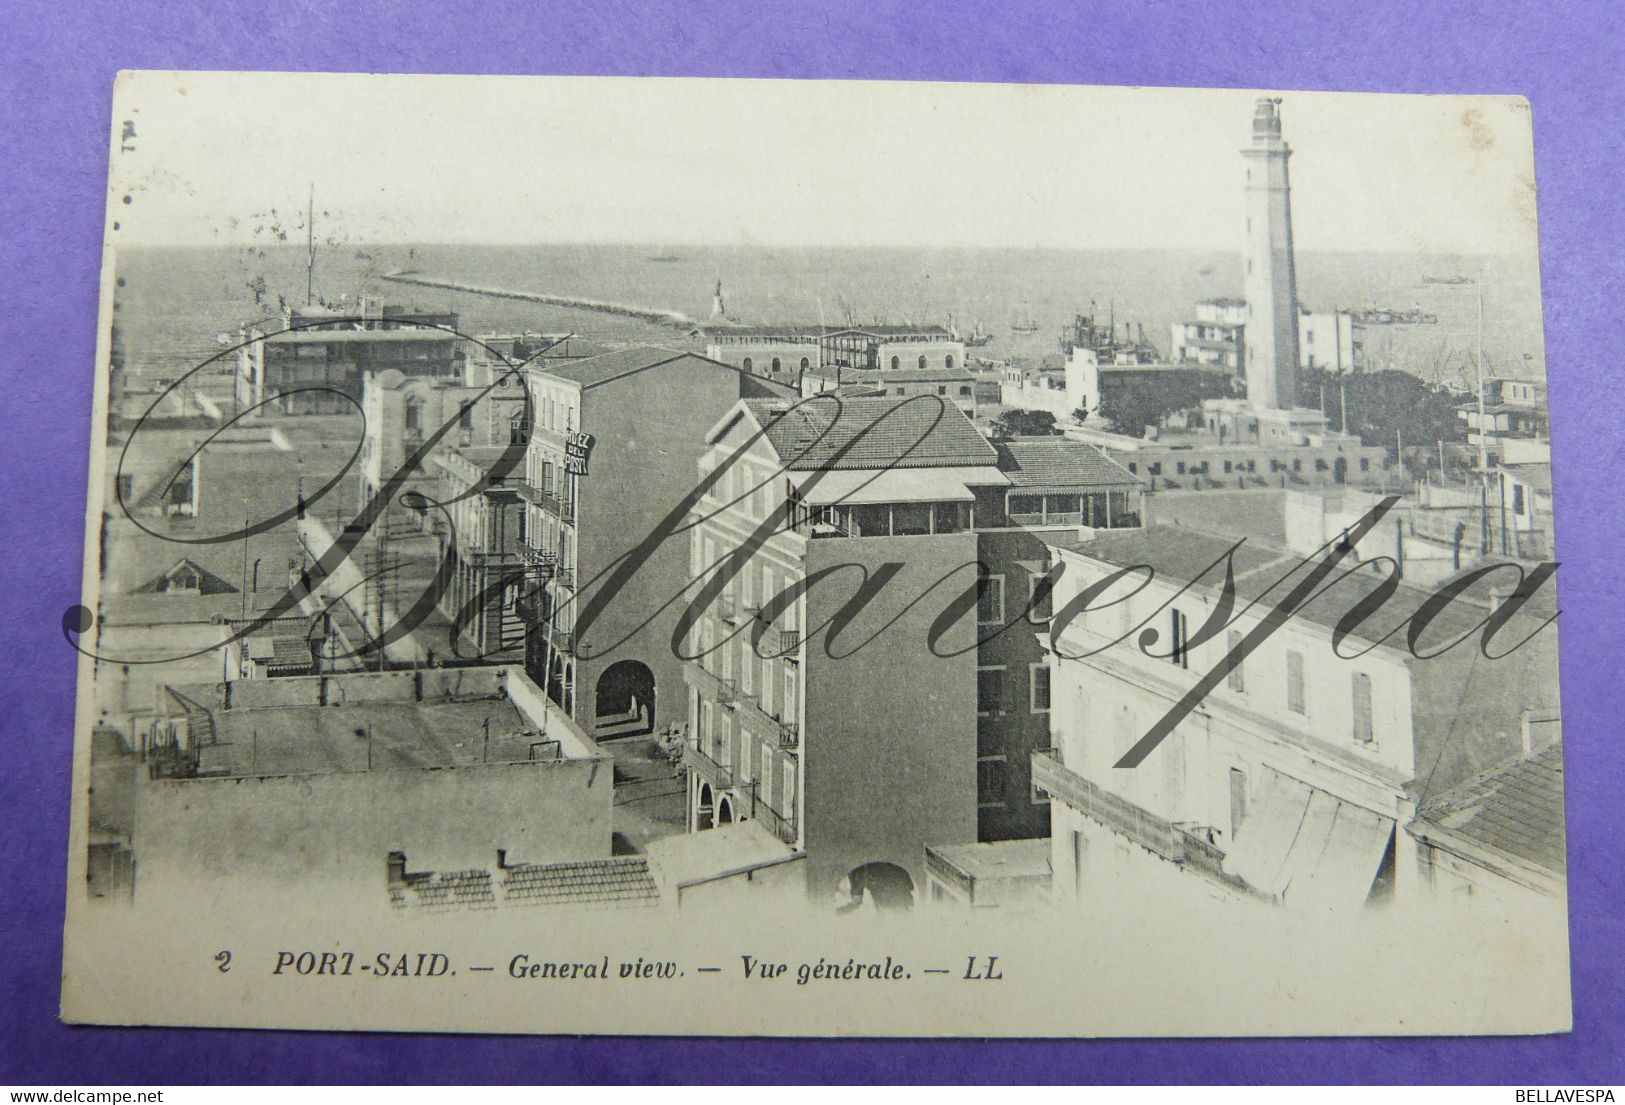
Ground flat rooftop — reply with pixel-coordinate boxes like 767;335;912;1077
167;668;601;778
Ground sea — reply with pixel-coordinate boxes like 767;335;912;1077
109;242;1548;388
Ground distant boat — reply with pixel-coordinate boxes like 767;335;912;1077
1422;274;1473;285
1010;309;1039;335
647;254;685;263
964;320;993;347
1198;265;1215;276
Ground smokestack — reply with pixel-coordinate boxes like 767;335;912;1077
387;851;407;886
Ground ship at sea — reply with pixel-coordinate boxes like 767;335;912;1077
646;253;685;263
1010;308;1040;335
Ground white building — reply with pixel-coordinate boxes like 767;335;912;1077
1035;525;1561;913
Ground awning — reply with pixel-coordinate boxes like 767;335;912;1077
794;466;1005;506
1223;770;1395;907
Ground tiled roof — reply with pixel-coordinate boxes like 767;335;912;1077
389;869;497;912
744;395;997;470
1416;742;1565;873
995;437;1142;490
501;857;660;908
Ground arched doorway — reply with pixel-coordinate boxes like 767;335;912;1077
846;861;915;910
594;659;655;737
696;782;715;831
716;796;735;825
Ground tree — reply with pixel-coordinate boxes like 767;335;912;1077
1297;368;1465;455
992;409;1062;440
1071;407;1089;426
1099;369;1236;437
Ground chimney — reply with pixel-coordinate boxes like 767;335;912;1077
386;851;408;887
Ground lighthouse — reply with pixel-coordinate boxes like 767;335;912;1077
1241;97;1301;411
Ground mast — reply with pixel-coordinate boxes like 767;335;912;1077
305;183;316;307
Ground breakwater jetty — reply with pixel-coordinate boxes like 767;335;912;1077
380;271;699;329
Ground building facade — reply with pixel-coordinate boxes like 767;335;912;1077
236;299;462;417
517;348;796;741
1035;526;1560;913
677;397;1148;901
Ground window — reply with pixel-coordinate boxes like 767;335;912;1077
761;745;775;804
1226;630;1245;692
1029;664;1051;713
959;385;972;397
1512;483;1526;515
1170;608;1189;669
771;358;781;373
976;756;1008;801
1286;649;1306;714
1229;768;1248;837
1025;563;1054;622
1352;672;1374;744
976;571;1004;624
890;356;900;371
937;385;947;395
918;355;927;369
1359;458;1370;472
946;355;955;368
742;357;753;372
800;357;810;370
976;666;1005;717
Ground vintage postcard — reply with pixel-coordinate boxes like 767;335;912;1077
62;72;1568;1036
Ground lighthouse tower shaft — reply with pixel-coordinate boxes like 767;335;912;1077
1242;99;1300;411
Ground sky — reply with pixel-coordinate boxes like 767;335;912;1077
106;72;1541;255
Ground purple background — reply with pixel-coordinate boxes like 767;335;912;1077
2;0;1621;1085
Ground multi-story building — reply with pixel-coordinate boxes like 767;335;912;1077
429;445;528;659
704;324;966;385
972;437;1144;841
1459;377;1550;464
1034;524;1561;912
516;347;795;741
1169;298;1248;372
236;299;462;417
358;364;528;510
678;395;1147;902
1172;302;1361;375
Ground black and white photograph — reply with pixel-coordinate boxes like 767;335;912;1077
61;72;1567;1037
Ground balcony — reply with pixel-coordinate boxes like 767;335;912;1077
518;544;557;570
1031;749;1187;860
743;786;799;845
776;721;800;750
1029;750;1247;895
517;483;576;524
681;738;734;790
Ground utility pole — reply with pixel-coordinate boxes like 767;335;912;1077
1475;272;1490;555
239;503;250;619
